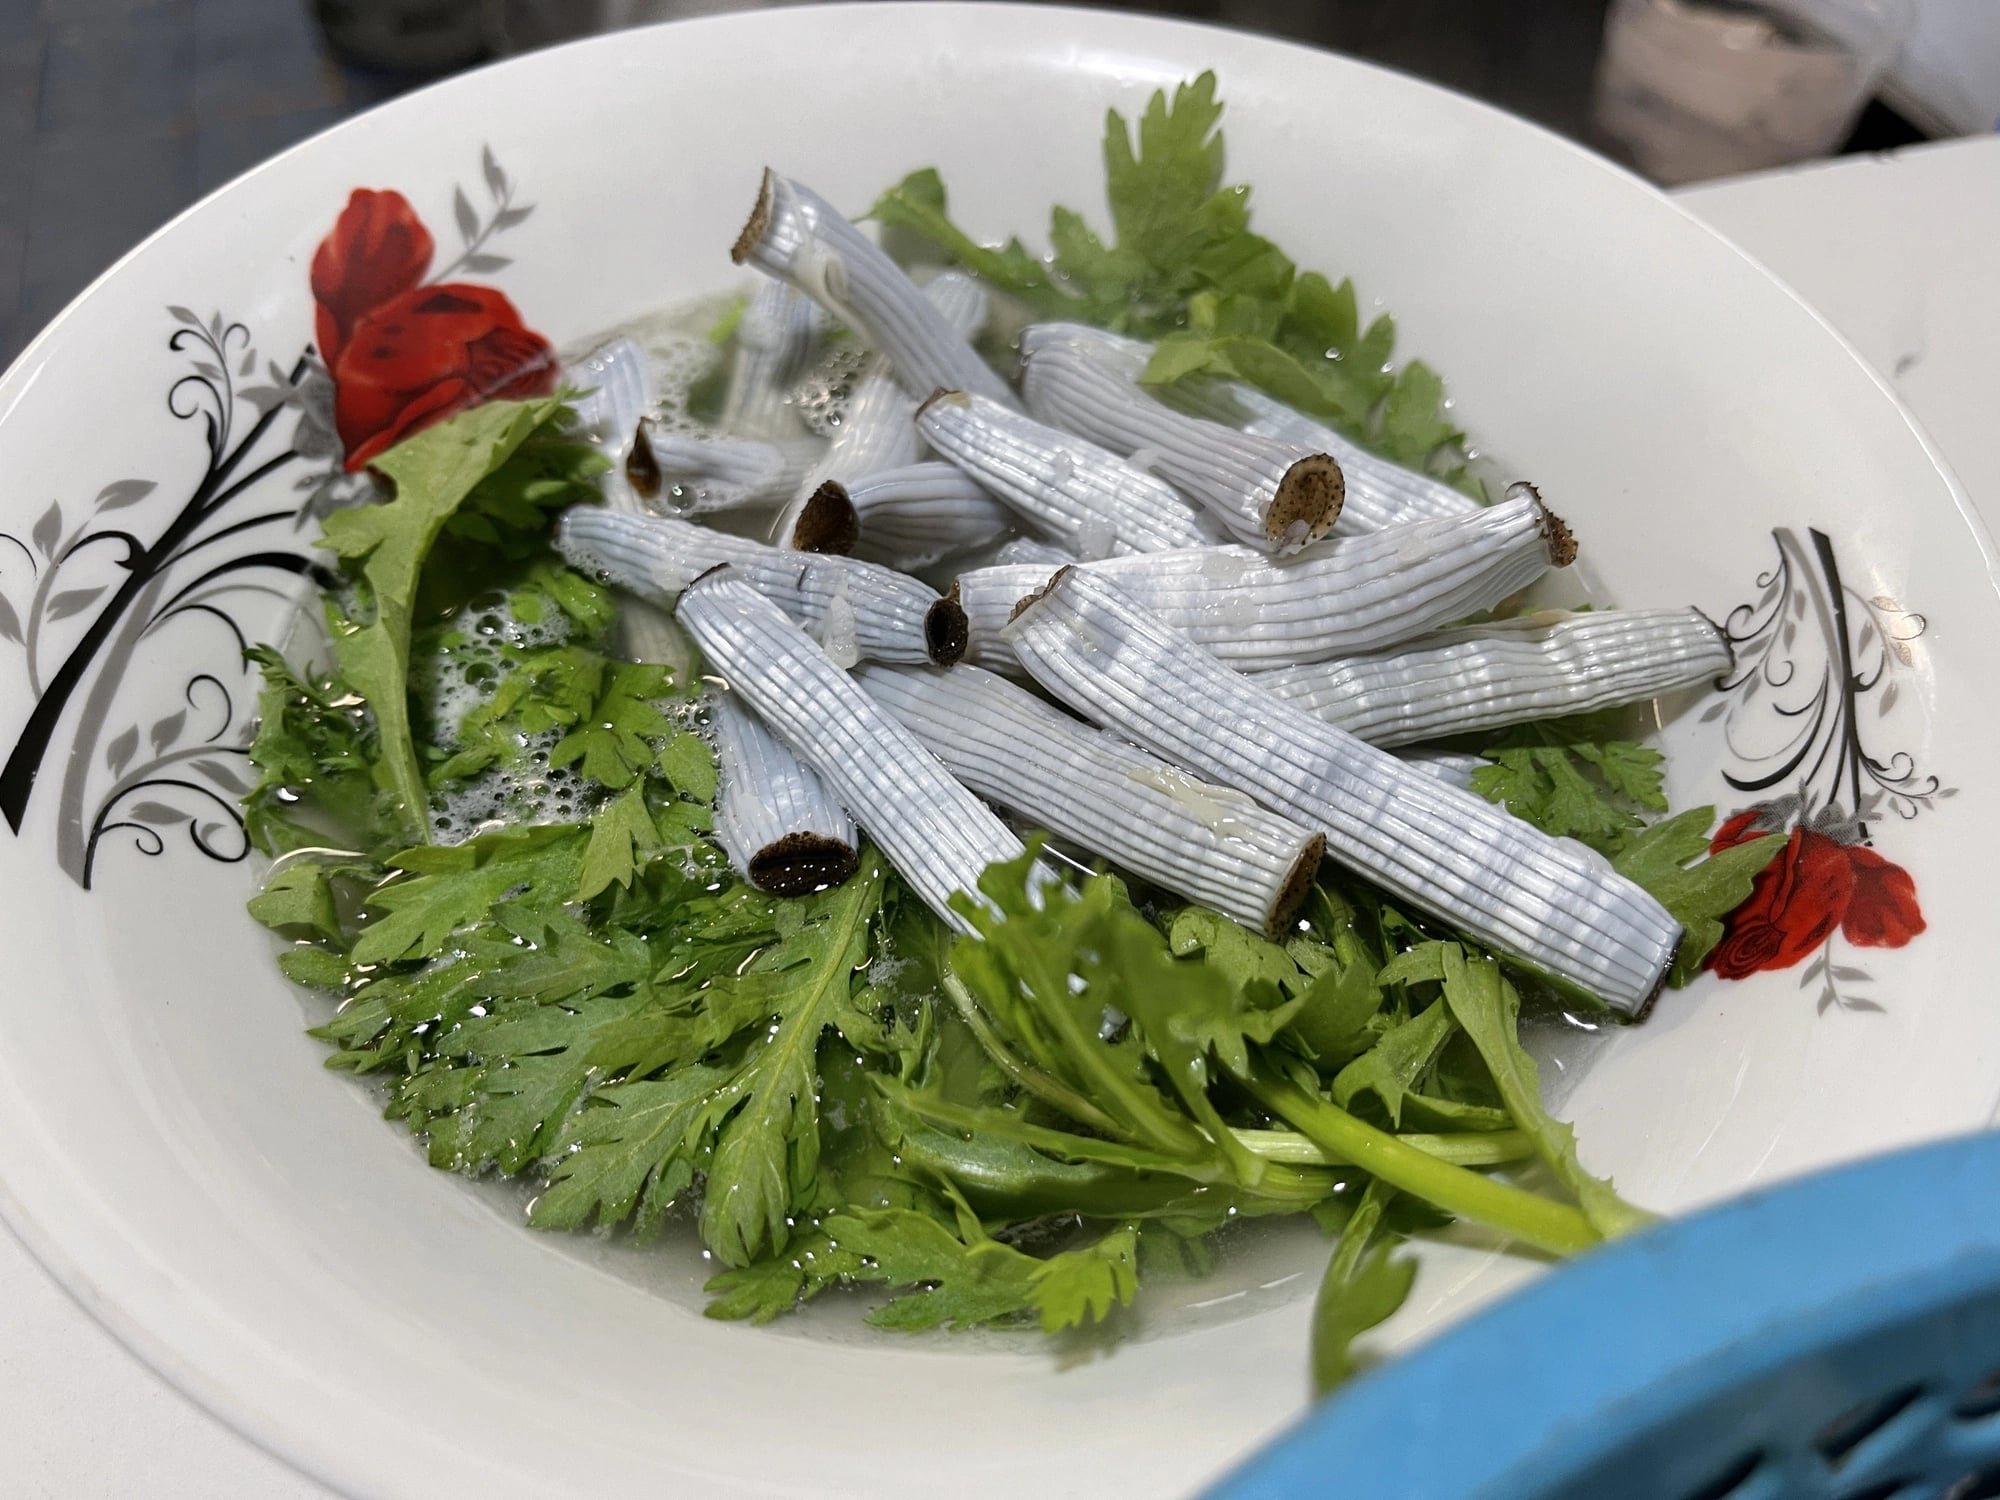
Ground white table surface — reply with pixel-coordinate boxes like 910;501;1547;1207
3;131;1997;1500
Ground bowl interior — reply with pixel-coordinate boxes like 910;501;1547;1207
0;6;1993;1497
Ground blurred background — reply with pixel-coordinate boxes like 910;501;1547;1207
3;0;1996;370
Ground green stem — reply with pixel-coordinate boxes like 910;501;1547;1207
887;1097;1340;1219
884;1087;1225;1185
1329;1180;1394;1285
1243;1068;1598;1257
937;968;1122;1136
1009;953;1209;1159
1233;1126;1536;1170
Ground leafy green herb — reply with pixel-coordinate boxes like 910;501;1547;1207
1024;1223;1143;1333
314;910;649;1073
870;169;1066;315
548;660;674;791
408;990;657;1173
1289;956;1387;1070
1311;1181;1414;1394
352;823;589;965
1243;1067;1597;1257
1613;808;1786;984
243;76;1775;1373
697;854;885;1266
1330;1000;1454;1127
700;1225;851;1324
704;1201;1141;1334
869;1084;1296;1222
242;646;378;854
279;944;351;991
946;854;1210;1161
1470;739;1667;855
508;556;618;637
842;1208;1137;1333
1430;943;1653;1238
655;729;719;802
577;782;664;901
1167;907;1302;994
245;858;351;940
868;72;1469;479
529;1066;728;1238
436;429;607;561
318;398;571;839
423;631;681;814
952;853;1602;1257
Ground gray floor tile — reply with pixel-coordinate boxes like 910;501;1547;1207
0;58;34;328
338;64;416;108
39;0;180;19
0;150;26;326
0;37;41;144
39;1;193;133
20;123;197;320
193;0;346;122
194;102;346;192
0;0;38;46
12;279;81;354
0;220;23;336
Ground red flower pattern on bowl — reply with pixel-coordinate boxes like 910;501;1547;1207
1705;811;1926;981
310;188;555;470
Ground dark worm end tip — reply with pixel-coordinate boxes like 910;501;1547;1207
1268;833;1327;938
1508;481;1578;568
1690;604;1735;677
677;561;736;610
925;585;970;665
1006;565;1073;624
1269;453;1344;544
914;386;960;421
730;169;775;265
1626;937;1681;1025
749;832;860;897
1539;504;1578;568
792;481;860;555
624;418;662;501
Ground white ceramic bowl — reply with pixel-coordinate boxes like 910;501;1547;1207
0;6;1992;1496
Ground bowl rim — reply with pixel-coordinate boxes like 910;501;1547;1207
0;7;1989;1497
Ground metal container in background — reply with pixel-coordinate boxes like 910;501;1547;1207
488;0;810;54
1593;0;1915;182
311;0;492;74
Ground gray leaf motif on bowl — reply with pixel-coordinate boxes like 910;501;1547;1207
1700;526;1947;1010
0;149;547;888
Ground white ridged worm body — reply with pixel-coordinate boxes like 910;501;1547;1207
1018;325;1342;552
1023;321;1480;534
557;507;968;667
1256;608;1731;746
994;537;1079;569
626;427;823;514
732;171;1014;406
676;571;1033;931
708;688;858;896
1002;568;1682;1014
774;272;992;547
917;389;1217;559
720;279;822;440
956;487;1572;672
563;338;651;455
857;662;1323;935
793;462;1016;569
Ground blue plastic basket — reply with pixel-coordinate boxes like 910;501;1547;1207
1211;1131;2000;1500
